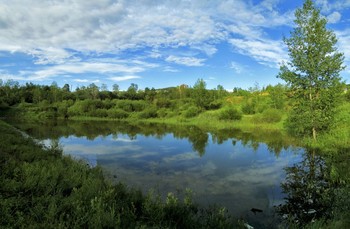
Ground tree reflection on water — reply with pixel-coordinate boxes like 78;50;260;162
276;150;335;226
8;119;297;157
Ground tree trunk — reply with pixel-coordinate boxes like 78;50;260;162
312;127;317;141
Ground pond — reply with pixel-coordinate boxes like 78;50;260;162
10;120;304;228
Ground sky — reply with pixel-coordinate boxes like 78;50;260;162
1;0;350;91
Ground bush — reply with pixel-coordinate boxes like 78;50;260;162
207;100;222;110
107;108;129;119
89;109;108;118
157;108;169;118
138;107;158;119
218;107;242;120
256;108;282;123
117;100;147;112
183;106;201;118
241;102;256;114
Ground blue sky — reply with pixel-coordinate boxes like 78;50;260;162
1;0;350;91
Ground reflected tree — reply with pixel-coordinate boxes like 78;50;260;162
277;151;335;226
188;130;208;157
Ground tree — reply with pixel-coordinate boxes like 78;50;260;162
268;84;286;110
126;83;138;100
192;78;211;109
278;0;345;140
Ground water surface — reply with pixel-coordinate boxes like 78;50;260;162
11;120;304;227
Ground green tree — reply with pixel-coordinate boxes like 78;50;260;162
278;0;345;140
112;83;119;98
126;83;138;100
192;78;211;109
268;84;286;110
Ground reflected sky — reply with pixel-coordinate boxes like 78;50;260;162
58;131;303;223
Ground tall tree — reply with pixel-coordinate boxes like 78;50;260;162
193;78;210;109
278;0;345;140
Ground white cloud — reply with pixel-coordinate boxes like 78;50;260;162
335;29;350;70
28;47;76;65
165;55;205;67
163;66;179;72
109;75;141;82
0;71;25;81
31;62;144;80
0;0;294;68
5;59;154;82
316;0;350;13
230;62;244;74
73;79;100;83
229;38;287;68
327;11;342;23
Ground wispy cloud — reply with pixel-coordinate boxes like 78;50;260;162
166;55;206;67
327;11;342;23
229;38;287;68
316;0;350;13
109;75;141;82
230;62;245;74
0;71;25;81
0;0;295;71
3;0;348;86
73;79;100;83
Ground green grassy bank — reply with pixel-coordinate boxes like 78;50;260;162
0;120;243;228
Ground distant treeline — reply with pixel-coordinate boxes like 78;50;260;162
1;79;350;124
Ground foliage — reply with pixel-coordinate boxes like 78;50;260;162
277;150;350;228
107;108;129;119
254;108;283;123
267;84;286;110
138;106;158;119
192;78;213;110
218;107;242;121
183;106;201;118
278;0;345;140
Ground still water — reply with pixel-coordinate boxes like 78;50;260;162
11;120;304;227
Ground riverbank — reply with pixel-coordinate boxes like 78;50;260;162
0;119;245;228
6;103;350;153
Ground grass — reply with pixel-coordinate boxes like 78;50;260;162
0;119;244;229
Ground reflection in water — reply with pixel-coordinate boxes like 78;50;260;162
8;119;303;228
276;151;335;226
9;119;297;156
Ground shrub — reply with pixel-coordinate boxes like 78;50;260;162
183;106;201;118
241;102;256;114
155;98;172;108
89;109;108;118
218;107;242;120
207;100;222;110
107;108;129;119
157;108;169;118
117;100;147;112
138;107;158;119
256;108;282;123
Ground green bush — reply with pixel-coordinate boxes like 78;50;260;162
183;106;201;118
255;108;283;123
117;100;147;112
138;107;158;119
89;109;108;118
107;108;129;119
218;107;242;120
157;108;169;118
241;102;256;114
208;100;222;110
